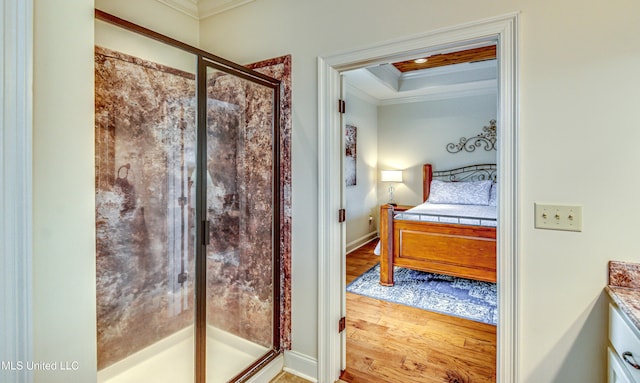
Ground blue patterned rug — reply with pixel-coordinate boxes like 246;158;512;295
347;264;497;325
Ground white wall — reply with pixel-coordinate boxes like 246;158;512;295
344;87;378;252
198;1;640;382
95;20;197;74
30;1;200;382
377;93;497;206
33;0;96;381
95;0;199;47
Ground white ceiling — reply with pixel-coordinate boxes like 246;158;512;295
155;0;255;19
343;58;497;106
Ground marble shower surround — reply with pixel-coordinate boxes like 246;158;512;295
95;46;292;369
247;55;293;349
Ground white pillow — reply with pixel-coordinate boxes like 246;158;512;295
428;180;492;205
489;183;497;206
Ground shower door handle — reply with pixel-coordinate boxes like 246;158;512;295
202;220;210;245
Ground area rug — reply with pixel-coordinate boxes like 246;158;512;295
347;264;497;325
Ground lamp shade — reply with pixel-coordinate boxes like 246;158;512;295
380;170;402;183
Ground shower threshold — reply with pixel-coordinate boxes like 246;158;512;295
97;325;272;383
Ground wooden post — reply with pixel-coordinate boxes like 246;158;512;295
422;164;432;202
379;204;395;286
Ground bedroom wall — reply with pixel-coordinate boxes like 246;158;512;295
377;93;497;206
345;86;379;252
197;1;640;382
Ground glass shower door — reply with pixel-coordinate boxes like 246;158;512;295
197;61;280;382
95;18;198;383
95;10;281;383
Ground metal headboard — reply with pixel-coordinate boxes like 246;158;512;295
423;163;497;202
433;164;497;182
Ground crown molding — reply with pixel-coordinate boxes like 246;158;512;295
198;0;255;19
155;0;255;19
378;79;497;106
155;0;199;18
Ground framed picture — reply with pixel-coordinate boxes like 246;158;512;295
345;124;357;186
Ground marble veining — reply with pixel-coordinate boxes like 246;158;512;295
95;47;197;369
609;260;640;289
95;47;292;369
607;261;640;332
248;55;292;349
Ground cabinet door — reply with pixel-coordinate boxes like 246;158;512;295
610;347;634;383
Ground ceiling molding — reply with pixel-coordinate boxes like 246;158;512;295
344;58;497;104
377;79;497;106
198;0;255;19
155;0;255;20
155;0;199;19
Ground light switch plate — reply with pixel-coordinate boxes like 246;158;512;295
534;203;583;232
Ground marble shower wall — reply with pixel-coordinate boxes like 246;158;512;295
95;47;198;370
248;56;293;349
204;71;275;346
95;47;292;369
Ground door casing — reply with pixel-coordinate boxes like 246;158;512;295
317;12;520;383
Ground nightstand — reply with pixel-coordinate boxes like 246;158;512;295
387;204;413;212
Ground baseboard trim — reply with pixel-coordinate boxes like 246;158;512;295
283;350;318;382
346;232;378;254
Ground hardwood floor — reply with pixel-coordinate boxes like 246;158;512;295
341;240;496;383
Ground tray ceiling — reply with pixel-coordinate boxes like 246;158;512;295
344;44;498;105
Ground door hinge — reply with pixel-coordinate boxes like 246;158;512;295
338;317;346;333
338;99;346;114
338;209;346;223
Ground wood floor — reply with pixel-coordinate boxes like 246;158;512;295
340;240;496;383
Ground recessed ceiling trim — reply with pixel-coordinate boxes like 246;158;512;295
366;64;401;91
378;79;497;106
400;59;495;81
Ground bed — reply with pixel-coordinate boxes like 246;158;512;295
378;163;497;286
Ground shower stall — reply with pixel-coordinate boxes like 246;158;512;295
94;10;288;383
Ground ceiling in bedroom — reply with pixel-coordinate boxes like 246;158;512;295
343;44;498;105
155;0;255;19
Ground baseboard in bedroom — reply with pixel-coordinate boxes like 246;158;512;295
346;232;378;254
283;350;318;382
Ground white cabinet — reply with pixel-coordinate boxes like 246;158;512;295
610;303;640;383
610;347;633;383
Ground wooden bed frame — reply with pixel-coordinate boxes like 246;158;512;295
379;163;497;286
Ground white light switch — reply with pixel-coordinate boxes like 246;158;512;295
534;203;583;232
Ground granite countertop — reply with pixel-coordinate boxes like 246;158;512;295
607;261;640;330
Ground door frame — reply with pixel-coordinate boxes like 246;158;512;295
317;13;520;383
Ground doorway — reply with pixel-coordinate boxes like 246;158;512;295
317;13;519;383
341;45;499;382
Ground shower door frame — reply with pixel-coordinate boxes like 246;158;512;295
95;10;282;383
